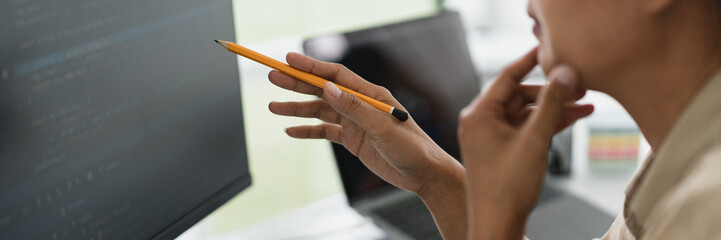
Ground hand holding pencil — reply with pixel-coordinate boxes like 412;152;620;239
215;40;408;121
214;40;463;203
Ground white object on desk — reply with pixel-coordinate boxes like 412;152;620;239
205;194;386;240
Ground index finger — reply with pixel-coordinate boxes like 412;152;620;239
286;52;375;94
483;48;539;105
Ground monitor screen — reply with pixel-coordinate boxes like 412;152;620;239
303;11;479;204
0;0;250;239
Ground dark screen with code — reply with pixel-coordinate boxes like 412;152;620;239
0;0;250;239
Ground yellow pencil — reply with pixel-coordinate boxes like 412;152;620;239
214;40;409;122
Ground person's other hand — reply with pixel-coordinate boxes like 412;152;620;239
267;52;463;196
459;48;594;240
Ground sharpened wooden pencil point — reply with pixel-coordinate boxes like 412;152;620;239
215;39;230;48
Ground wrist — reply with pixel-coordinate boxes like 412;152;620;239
415;150;465;202
469;199;528;240
413;150;469;240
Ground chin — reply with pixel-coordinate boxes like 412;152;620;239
536;45;556;75
537;45;592;91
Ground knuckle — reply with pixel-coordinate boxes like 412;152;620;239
377;86;392;96
366;121;393;139
329;63;347;80
319;104;338;122
458;107;477;127
336;64;353;75
343;94;364;113
308;61;320;74
313;105;323;119
318;127;327;138
457;113;474;139
331;63;346;72
325;104;343;123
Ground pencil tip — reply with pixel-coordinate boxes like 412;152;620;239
214;39;219;44
215;39;230;48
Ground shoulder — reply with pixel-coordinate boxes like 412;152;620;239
643;143;721;239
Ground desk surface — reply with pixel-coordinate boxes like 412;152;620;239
180;194;387;240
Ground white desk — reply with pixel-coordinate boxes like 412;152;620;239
203;195;386;240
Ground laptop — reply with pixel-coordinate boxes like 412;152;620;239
304;11;477;240
303;11;614;240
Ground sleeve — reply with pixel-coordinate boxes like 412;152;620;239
642;147;721;240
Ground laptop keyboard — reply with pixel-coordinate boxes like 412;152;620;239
371;196;443;240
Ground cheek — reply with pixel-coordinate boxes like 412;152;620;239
534;0;634;89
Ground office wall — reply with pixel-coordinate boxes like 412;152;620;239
234;0;440;44
445;0;531;33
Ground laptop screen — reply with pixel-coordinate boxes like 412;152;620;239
303;11;480;204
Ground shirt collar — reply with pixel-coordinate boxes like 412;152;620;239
624;68;721;237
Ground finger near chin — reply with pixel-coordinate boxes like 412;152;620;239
285;124;342;143
520;85;542;104
510;107;533;126
519;84;586;105
556;104;595;131
573;88;587;100
511;104;593;127
268;70;322;96
503;47;539;81
481;48;539;107
565;104;595;118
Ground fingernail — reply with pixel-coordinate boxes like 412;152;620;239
325;82;342;98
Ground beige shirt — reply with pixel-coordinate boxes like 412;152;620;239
598;69;721;240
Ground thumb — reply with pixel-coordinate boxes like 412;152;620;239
527;65;579;139
322;82;387;131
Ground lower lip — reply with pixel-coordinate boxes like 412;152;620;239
533;23;541;35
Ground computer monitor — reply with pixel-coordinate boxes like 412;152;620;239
0;0;250;239
303;11;480;204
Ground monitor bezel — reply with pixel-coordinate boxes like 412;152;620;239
152;174;251;239
150;0;251;238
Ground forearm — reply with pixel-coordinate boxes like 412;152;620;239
465;167;528;240
413;153;529;240
467;201;527;240
416;153;468;240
